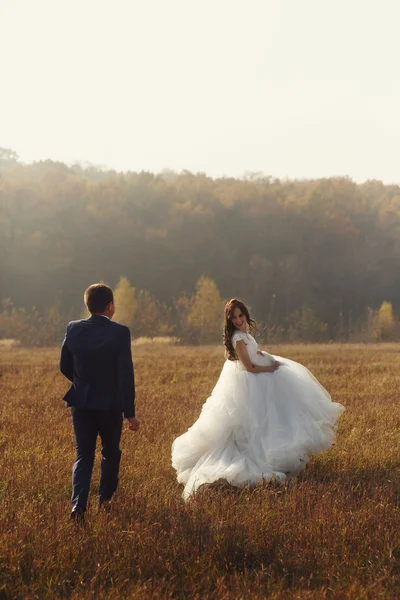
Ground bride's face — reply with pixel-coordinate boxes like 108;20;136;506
231;307;247;332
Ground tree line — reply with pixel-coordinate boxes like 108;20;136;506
1;149;400;345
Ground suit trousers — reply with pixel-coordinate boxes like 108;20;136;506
71;407;123;511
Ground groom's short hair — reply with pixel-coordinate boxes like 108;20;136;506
84;283;114;314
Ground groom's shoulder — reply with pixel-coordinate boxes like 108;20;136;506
110;320;130;335
67;319;85;329
65;318;92;333
109;321;132;343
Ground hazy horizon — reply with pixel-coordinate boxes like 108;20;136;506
1;0;400;184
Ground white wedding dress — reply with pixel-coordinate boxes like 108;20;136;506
172;332;345;500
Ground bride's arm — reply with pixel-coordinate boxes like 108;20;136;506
235;341;279;373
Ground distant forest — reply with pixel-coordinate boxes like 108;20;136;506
1;147;400;345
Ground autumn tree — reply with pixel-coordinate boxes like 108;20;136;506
113;277;137;331
288;305;328;342
134;289;173;338
373;301;397;340
0;147;18;165
187;276;224;344
0;299;39;346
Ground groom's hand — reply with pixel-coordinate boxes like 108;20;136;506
126;417;140;431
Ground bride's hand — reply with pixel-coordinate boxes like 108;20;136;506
267;361;280;373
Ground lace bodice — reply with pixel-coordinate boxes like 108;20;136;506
232;332;274;367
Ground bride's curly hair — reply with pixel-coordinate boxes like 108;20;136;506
223;298;257;361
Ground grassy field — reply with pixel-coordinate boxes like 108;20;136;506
0;343;399;599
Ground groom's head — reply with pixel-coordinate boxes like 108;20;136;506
84;283;115;318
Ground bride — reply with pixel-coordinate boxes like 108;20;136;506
172;298;345;500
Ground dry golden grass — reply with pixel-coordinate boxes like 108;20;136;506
0;343;399;599
132;337;181;346
0;339;21;349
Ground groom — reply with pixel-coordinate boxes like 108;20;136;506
60;283;139;521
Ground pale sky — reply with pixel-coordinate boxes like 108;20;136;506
1;0;399;182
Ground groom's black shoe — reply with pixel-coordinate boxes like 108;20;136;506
70;505;85;524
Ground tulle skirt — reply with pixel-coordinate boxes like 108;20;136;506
171;356;345;500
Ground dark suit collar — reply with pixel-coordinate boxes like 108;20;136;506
87;314;111;324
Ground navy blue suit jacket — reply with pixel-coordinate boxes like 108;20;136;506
59;315;135;418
